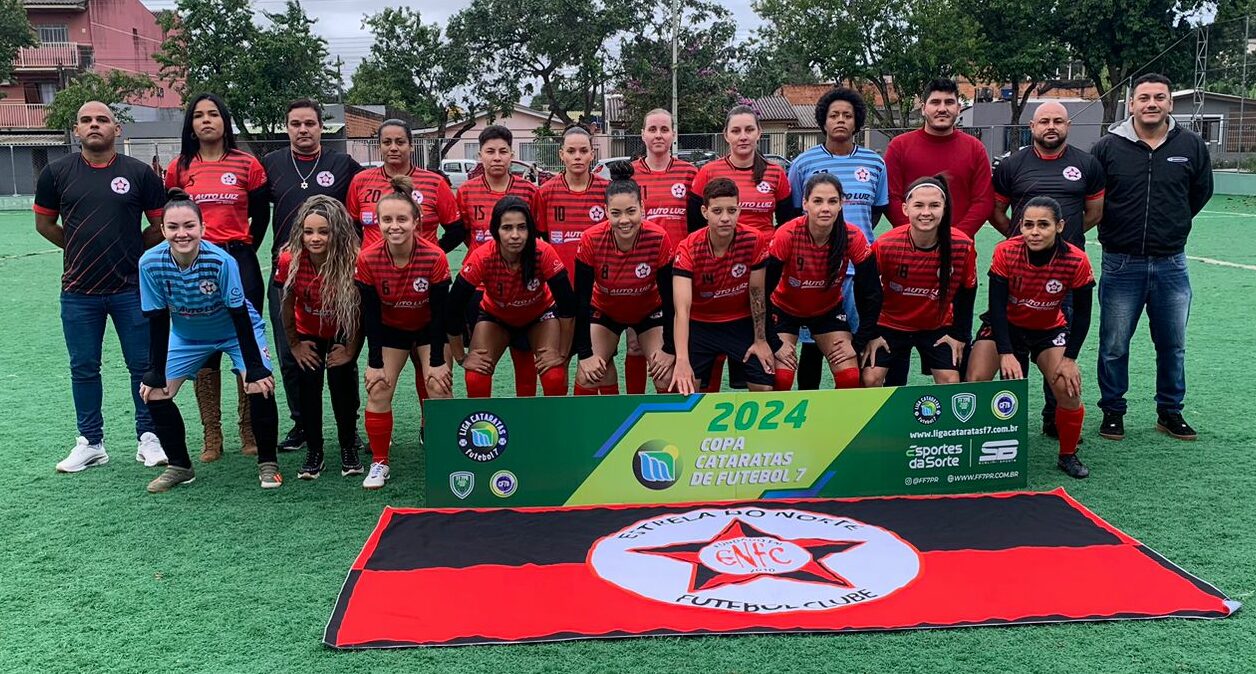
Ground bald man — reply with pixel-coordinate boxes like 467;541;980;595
35;101;169;473
991;100;1105;438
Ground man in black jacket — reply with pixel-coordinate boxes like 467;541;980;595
1091;73;1213;441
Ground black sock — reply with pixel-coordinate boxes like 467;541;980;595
248;392;279;464
149;398;190;468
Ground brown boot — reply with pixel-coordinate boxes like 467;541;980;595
237;378;258;456
194;368;223;463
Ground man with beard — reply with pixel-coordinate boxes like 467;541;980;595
35;101;169;473
992;101;1105;438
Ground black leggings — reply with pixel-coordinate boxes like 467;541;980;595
205;242;266;372
295;336;360;453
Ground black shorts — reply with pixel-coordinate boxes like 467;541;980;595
590;307;667;337
476;306;558;345
467;289;531;351
772;307;852;338
379;323;435;352
869;327;960;372
688;318;773;387
975;321;1068;366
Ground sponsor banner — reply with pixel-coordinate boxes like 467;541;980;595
323;490;1239;648
425;381;1029;507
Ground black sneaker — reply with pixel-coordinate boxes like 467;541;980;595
1057;454;1090;479
341;442;365;477
278;426;306;452
298;448;323;480
1099;412;1125;440
1156;412;1198;441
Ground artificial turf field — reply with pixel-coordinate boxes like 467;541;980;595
1;198;1253;673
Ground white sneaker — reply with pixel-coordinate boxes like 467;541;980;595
135;432;168;468
362;462;390;490
56;437;109;473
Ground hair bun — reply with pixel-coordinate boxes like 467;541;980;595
388;174;414;194
607;160;635;182
166;187;191;201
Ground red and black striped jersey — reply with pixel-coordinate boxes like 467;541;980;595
535;173;609;273
674;226;770;323
458;239;567;327
165;150;267;245
768;216;871;318
632;157;697;249
691;157;790;236
354;238;450;331
276;250;340;339
872;226;978;332
576;220;674;324
990;237;1094;330
455;175;540;253
347;166;460;248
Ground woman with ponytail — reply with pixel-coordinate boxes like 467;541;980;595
862;175;977;386
354;175;453;490
536;125;609;274
138;188;282;493
447;197;576;398
572;161;676;395
277;196;364;480
765;173;881;390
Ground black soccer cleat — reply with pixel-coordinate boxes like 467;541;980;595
1098;412;1125;441
278;426;306;452
1057;454;1090;479
298;448;324;480
1156;412;1198;441
341;441;365;477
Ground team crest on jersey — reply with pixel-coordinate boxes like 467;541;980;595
854;167;871;183
411;190;424;205
1062;166;1082;182
110;177;131;194
671;183;687;199
756;181;773;194
1045;279;1064;294
198;280;218;295
526;278;541;291
635;263;652;279
220;172;238;186
413;277;429;292
731;263;747;278
589;206;606;221
316;171;335;187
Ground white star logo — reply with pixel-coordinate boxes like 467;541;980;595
635;263;651;278
110;177;130;194
220;172;238;186
670;183;687;199
756;181;773;194
731;263;747;278
316;171;335;187
589;205;606;222
1062;166;1082;182
1045;279;1064;294
854;168;871;183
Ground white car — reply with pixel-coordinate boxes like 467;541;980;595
440;159;479;190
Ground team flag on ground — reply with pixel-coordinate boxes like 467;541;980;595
323;489;1238;648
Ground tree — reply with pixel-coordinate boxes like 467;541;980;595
154;0;255;102
348;7;515;164
752;0;977;131
235;1;337;137
614;0;741;133
448;0;638;125
0;0;36;94
956;0;1069;126
738;34;817;100
44;71;158;130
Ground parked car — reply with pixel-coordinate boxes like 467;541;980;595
676;149;718;167
440;159;479;190
593;156;634;180
764;153;792;172
466;159;554;186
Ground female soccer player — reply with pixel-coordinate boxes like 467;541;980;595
536;125;609;273
138;189;280;493
671;178;775;395
766;173;882;390
354;175;453;490
573;161;676;395
165;93;269;463
448;197;576;398
277;196;364;480
862;175;977;386
347;119;463;252
967;196;1094;479
690;105;792;238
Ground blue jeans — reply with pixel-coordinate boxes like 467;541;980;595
60;290;153;444
1097;252;1192;415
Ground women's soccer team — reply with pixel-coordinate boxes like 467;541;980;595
136;93;1094;495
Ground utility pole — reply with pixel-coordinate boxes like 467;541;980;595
670;0;680;153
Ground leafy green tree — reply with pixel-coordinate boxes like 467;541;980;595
0;0;36;95
44;71;158;130
956;0;1069;125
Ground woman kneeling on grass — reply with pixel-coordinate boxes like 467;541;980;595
967;196;1095;479
139;188;281;493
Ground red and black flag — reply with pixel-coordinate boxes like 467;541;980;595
323;489;1238;648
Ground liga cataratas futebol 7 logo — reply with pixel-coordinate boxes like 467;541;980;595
589;507;920;614
458;412;508;461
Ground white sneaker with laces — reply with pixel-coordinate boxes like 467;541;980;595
56;437;109;473
362;462;390;490
135;432;168;468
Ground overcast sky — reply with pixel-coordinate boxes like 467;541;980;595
141;0;764;78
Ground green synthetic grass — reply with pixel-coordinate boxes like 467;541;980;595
2;200;1254;673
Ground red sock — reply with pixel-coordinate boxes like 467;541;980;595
540;366;568;396
1056;405;1085;456
703;356;725;393
414;371;429;427
598;382;620;395
465;370;493;398
364;410;393;465
574;385;598;396
773;368;796;391
510;348;537;397
625;353;647;395
834;367;861;389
